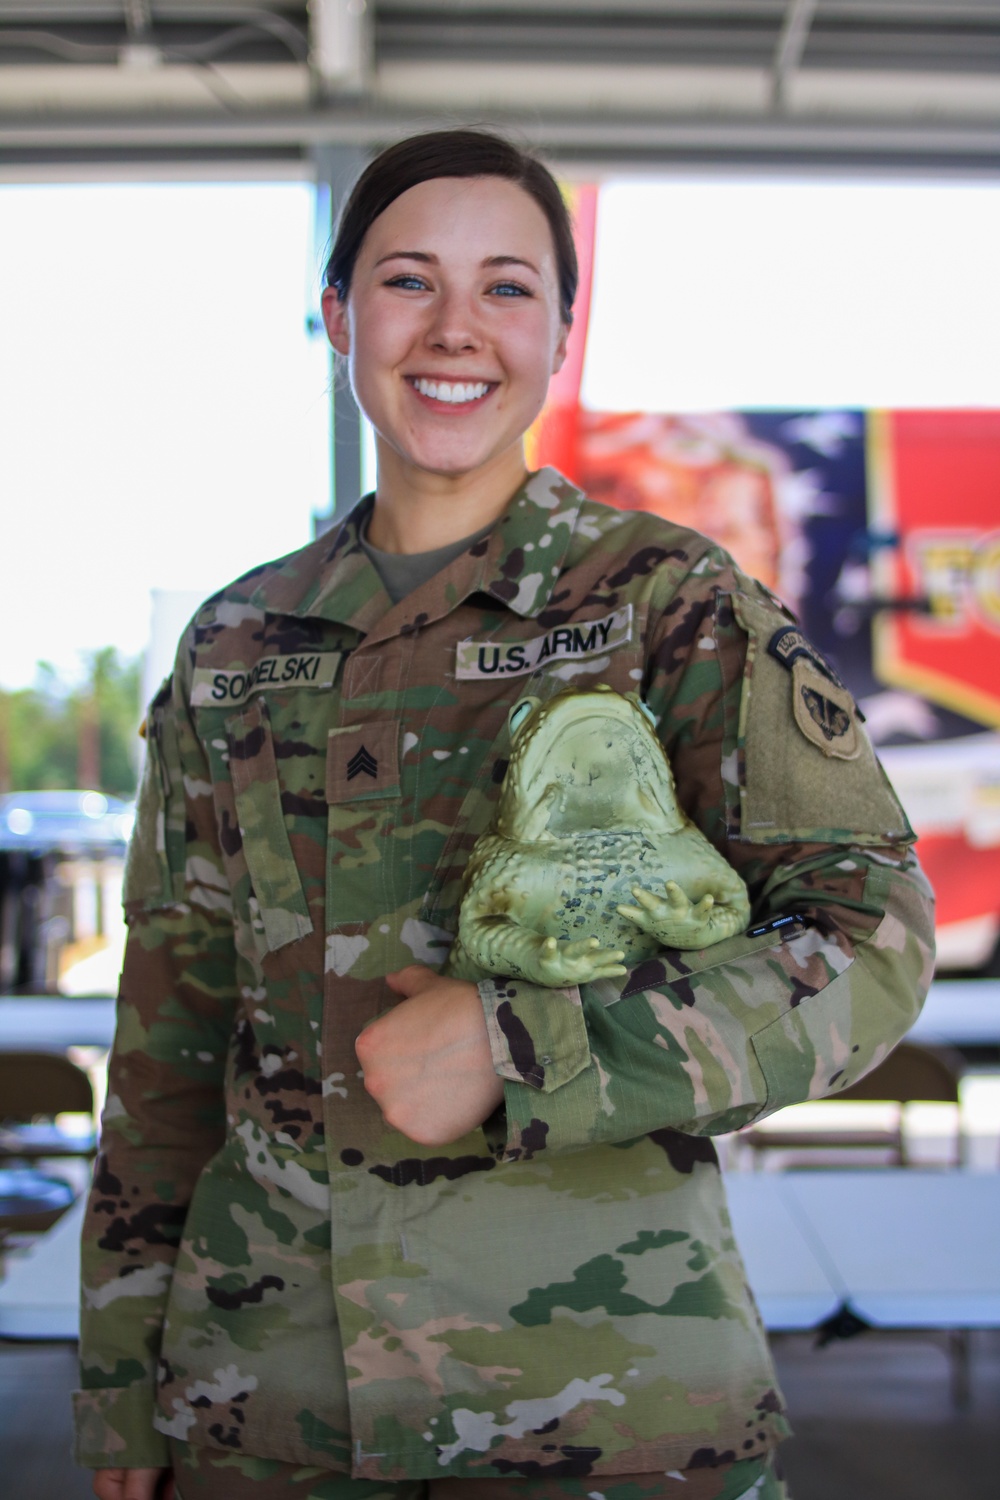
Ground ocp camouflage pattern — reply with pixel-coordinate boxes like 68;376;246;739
75;468;934;1481
166;1435;790;1499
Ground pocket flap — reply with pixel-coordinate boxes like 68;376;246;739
227;699;313;953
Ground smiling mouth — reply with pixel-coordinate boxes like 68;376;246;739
407;377;494;405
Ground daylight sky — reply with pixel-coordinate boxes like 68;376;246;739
583;176;1000;413
0;180;331;691
1;172;998;693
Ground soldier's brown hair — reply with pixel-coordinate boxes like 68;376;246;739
323;129;578;326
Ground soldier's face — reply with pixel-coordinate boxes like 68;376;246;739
322;176;568;486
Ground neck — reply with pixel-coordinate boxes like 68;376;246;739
367;442;529;555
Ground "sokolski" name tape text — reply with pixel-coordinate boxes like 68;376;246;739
191;653;341;707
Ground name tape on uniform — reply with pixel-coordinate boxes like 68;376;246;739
191;653;341;707
456;606;633;680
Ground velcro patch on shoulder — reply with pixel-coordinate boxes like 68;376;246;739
730;590;913;845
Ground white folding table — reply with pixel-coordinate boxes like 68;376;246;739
906;979;1000;1048
0;1194;84;1339
0;997;116;1052
723;1174;841;1330
780;1170;1000;1329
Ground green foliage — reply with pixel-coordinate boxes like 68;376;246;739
0;648;142;799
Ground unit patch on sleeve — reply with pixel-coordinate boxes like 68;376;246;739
767;626;859;759
455;606;633;680
191;653;342;707
791;661;859;759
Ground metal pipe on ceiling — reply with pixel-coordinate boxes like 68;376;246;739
1;106;999;176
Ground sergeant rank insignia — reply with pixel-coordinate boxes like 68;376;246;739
347;745;378;780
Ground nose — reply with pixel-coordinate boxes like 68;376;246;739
424;287;482;356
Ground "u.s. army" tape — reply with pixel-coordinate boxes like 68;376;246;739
191;653;342;707
456;606;633;680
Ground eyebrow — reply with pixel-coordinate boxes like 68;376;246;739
373;251;541;275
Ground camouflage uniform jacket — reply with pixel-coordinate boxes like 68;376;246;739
75;467;935;1480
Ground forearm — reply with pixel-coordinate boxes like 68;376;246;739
479;849;934;1161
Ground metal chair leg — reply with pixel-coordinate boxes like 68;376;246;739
948;1327;972;1411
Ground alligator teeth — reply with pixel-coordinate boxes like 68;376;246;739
413;379;489;404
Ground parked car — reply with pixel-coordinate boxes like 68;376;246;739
0;792;134;993
0;790;134;856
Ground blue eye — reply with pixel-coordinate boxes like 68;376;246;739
386;275;428;291
490;281;530;298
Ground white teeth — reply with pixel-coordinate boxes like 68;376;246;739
413;379;489;403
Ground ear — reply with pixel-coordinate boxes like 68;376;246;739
321;285;351;356
551;320;570;375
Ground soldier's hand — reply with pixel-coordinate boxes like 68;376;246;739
92;1469;174;1500
357;966;504;1146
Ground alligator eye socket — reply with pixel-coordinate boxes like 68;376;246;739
509;700;536;736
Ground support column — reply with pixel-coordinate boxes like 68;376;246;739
772;0;818;113
311;144;369;536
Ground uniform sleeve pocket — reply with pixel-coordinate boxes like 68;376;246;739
749;961;855;1117
226;698;313;954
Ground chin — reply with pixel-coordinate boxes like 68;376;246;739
403;442;507;479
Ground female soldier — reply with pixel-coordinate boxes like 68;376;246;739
77;130;934;1500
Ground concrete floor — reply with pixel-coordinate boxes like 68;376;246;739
0;1330;997;1499
773;1329;999;1500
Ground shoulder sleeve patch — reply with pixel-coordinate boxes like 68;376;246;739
731;591;914;846
791;660;860;759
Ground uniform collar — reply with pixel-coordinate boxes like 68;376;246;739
248;467;586;639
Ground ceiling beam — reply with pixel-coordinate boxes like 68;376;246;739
2;104;999;174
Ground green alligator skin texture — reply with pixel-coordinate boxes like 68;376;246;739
446;686;751;985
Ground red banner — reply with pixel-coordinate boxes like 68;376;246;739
871;409;1000;728
526;184;598;482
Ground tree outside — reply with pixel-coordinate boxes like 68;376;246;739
0;648;142;800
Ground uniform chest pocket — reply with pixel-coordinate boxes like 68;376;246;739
226;698;313;954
